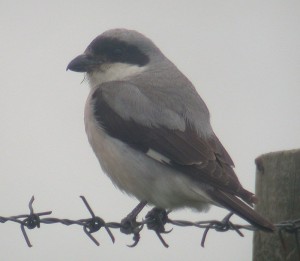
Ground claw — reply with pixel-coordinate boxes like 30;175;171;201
164;228;173;234
127;233;140;247
155;231;169;248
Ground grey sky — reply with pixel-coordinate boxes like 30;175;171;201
1;0;300;260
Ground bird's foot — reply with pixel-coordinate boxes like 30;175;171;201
120;201;147;247
145;208;171;248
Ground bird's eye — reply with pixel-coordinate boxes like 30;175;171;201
113;48;123;56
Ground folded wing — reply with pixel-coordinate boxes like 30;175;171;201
91;81;274;231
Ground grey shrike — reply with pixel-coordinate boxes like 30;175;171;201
67;28;274;231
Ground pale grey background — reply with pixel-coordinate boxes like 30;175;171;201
1;0;299;260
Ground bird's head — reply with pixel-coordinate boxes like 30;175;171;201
67;29;161;87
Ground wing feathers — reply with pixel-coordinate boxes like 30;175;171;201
92;82;263;212
207;189;274;231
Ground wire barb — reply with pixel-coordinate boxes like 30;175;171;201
20;196;52;247
200;212;244;247
80;196;115;245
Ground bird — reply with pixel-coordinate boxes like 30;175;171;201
67;28;274;231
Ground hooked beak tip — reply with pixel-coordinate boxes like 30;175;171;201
67;54;94;73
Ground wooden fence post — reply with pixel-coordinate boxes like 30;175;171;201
253;149;300;261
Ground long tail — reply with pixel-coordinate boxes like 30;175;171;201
207;189;274;232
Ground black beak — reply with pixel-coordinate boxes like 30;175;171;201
66;54;100;72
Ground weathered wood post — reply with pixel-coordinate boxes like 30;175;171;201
253;149;300;261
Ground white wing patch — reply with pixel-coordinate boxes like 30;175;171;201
146;149;171;164
146;148;204;166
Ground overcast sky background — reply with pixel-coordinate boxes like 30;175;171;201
1;1;300;260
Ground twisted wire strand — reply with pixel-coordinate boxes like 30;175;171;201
0;196;299;254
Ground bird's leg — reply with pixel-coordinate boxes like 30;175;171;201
124;201;148;222
120;201;147;247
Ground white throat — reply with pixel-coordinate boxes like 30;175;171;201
87;62;146;88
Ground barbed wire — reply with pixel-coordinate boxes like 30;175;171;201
0;196;299;255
